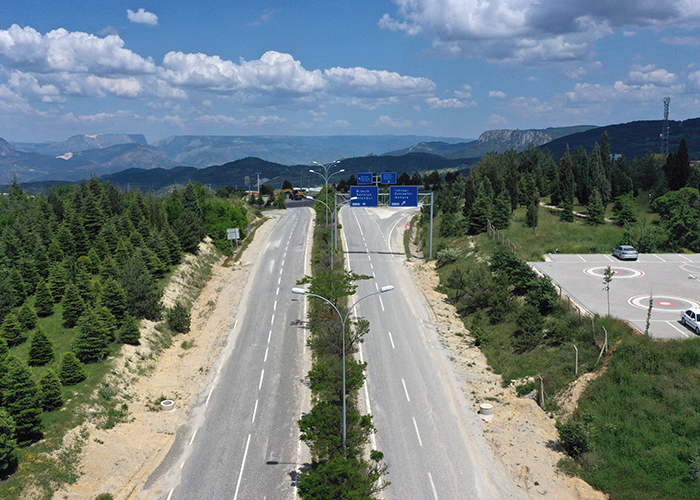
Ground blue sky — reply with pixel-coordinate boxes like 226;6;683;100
1;0;700;144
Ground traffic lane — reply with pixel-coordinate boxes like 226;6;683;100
532;254;700;340
344;207;522;500
544;253;700;264
169;208;311;500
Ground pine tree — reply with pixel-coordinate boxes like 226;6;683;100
99;278;129;324
28;328;54;366
3;354;43;446
62;283;85;329
162;223;182;265
8;268;27;307
94;306;118;342
38;369;63;411
59;352;86;386
73;310;109;363
589;143;611;204
121;250;162;320
558;150;576;223
17;302;38;331
0;336;8;361
34;278;54;317
118;315;141;345
0;273;17;322
0;408;18;476
586;188;606;226
491;190;512;230
1;312;26;347
48;262;68;302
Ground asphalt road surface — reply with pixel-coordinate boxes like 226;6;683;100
532;253;700;340
339;206;523;500
149;208;313;500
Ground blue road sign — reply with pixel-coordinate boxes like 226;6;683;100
390;185;419;207
357;172;373;185
350;186;379;207
381;172;397;185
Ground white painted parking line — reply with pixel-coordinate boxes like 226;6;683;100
577;255;587;262
654;254;666;262
666;321;690;338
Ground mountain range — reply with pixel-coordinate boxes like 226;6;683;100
2;118;698;189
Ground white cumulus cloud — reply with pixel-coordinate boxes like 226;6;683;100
628;65;677;86
381;0;700;62
0;24;157;75
489;90;507;99
425;97;470;108
127;9;159;26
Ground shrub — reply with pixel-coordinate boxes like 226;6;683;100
435;247;462;267
166;302;191;333
556;418;590;459
511;304;544;353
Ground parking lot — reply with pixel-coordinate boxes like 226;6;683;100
531;253;700;340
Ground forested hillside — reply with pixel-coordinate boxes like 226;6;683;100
0;178;252;481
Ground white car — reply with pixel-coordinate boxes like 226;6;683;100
613;245;638;260
681;309;700;335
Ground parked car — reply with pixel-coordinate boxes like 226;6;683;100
613;245;638;260
681;309;700;335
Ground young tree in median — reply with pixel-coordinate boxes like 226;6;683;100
0;408;18;477
59;352;87;386
603;266;614;317
28;327;54;366
38;369;63;411
3;354;43;446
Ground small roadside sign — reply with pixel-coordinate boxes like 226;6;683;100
405;221;411;231
227;228;240;240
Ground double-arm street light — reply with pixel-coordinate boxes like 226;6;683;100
306;195;356;271
310;160;344;225
292;285;395;455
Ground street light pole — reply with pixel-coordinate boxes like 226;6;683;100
292;285;394;455
310;160;343;226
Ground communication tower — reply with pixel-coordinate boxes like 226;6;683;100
661;96;671;155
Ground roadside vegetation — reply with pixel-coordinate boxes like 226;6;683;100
413;134;700;500
0;178;258;498
295;187;389;500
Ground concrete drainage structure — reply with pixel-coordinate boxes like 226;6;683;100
479;403;494;422
160;400;175;412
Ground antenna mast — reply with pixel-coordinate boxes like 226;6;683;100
661;96;671;155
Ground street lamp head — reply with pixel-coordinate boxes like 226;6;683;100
291;288;306;295
338;169;345;173
305;196;314;200
380;285;395;293
309;169;316;173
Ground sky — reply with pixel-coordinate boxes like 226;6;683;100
1;0;700;144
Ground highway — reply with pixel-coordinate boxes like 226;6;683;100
148;207;313;500
339;206;522;500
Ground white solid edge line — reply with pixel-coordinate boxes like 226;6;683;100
232;433;252;500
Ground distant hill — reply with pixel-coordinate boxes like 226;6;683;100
443;126;597;158
95;153;477;192
12;134;148;156
0;139;176;184
542;118;700;159
153;134;468;167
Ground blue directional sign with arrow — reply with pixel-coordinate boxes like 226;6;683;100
381;172;397;185
350;186;379;206
357;172;373;185
389;186;419;207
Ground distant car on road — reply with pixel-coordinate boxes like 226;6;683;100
613;245;638;260
681;309;700;335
